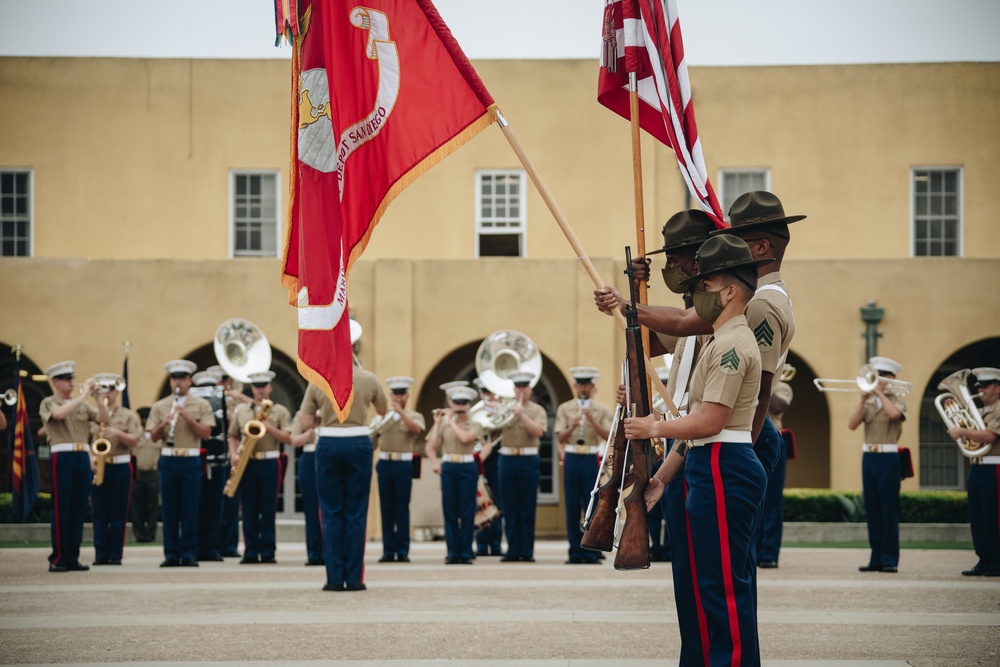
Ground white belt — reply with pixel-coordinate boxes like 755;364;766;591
107;454;132;464
863;443;899;454
318;426;370;438
442;454;475;463
50;443;89;453
565;445;599;455
691;429;753;447
379;452;414;461
252;450;281;460
499;447;539;456
302;444;316;453
970;455;1000;465
160;448;202;457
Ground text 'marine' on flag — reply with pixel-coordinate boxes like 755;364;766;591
10;370;40;523
598;0;727;228
279;0;498;419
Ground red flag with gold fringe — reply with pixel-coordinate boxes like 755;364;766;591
279;0;497;419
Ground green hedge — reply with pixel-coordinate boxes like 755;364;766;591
0;493;54;523
783;488;969;523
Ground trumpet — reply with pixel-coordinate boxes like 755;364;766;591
2;389;16;406
935;369;990;458
224;399;273;497
92;396;112;486
813;364;911;396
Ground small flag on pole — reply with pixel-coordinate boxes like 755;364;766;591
598;0;727;227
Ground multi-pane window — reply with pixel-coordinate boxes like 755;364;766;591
719;169;769;220
476;170;525;257
912;168;961;257
231;171;279;257
1;170;31;257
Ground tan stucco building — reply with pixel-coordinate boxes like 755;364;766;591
1;57;998;535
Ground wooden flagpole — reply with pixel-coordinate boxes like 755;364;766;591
494;109;679;417
628;72;654;398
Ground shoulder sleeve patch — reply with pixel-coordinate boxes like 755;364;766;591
720;347;741;374
753;318;775;348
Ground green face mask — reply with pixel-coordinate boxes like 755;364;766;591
661;266;689;294
692;289;726;324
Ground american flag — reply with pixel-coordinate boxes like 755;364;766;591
598;0;727;228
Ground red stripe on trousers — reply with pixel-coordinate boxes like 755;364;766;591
684;478;711;664
711;444;742;667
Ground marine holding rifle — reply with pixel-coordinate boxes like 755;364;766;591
626;235;768;666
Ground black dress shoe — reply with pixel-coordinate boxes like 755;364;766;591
565;557;584;564
322;583;343;591
160;559;180;568
260;557;277;564
179;559;199;567
520;556;535;563
305;559;325;566
961;566;985;576
882;566;898;573
445;557;459;565
858;564;882;572
49;563;69;573
499;555;518;562
458;557;473;564
108;558;122;565
67;562;90;571
222;551;240;558
200;554;224;562
984;570;1000;577
240;556;259;564
397;555;410;563
93;559;111;566
582;558;601;564
757;560;779;569
378;555;394;563
345;583;367;591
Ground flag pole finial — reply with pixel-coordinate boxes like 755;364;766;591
12;344;22;361
123;340;131;355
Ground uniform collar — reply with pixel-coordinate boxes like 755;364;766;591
758;271;783;287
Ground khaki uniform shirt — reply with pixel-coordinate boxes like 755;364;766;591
229;402;292;453
92;405;144;457
861;393;908;444
40;396;98;445
440;417;484;456
499;401;548;449
746;272;795;377
978;401;1000;457
146;394;215;449
554;399;613;447
133;430;160;470
374;409;426;454
688;315;761;433
301;370;388;428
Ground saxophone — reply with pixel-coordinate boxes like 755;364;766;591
223;399;273;497
165;387;181;446
92;395;112;486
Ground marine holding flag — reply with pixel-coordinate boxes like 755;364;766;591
280;0;497;418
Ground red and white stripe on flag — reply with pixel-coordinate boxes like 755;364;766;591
280;0;497;419
598;0;727;228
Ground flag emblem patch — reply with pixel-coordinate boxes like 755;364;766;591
754;319;775;348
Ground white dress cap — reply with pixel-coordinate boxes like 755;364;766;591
508;370;535;385
973;367;1000;384
569;366;600;383
868;356;901;375
385;376;415;391
45;360;76;379
439;380;470;392
349;319;363;345
94;373;122;389
446;385;479;402
247;370;277;384
191;371;217;387
164;359;198;375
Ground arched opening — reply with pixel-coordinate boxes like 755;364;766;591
0;344;50;493
919;336;1000;490
782;350;830;488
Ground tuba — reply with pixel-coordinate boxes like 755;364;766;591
935;369;990;458
214;319;272;384
224;399;273;497
474;330;542;430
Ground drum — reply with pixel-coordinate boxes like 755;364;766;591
474;475;501;532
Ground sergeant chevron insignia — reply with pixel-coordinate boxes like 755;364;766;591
721;348;741;372
754;319;775;348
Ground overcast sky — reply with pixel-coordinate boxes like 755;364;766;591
0;0;998;65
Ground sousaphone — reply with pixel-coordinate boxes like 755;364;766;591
472;330;542;429
214;318;272;383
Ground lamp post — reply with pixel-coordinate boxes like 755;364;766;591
860;300;884;361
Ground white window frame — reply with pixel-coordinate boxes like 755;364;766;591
717;168;771;221
229;170;282;258
909;166;963;258
475;169;526;258
0;168;34;257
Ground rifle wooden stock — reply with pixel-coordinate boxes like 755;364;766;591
580;413;627;552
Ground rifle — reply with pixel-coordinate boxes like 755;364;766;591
580;372;626;553
614;245;653;570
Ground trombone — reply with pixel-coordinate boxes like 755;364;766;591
813;364;911;396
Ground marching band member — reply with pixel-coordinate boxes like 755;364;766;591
757;380;794;568
373;376;425;563
473;378;504;557
629;235;770;666
426;382;482;565
193;370;228;562
40;360;110;572
209;364;247;558
229;370;292;564
300;321;388;592
848;356;907;573
290;402;322;566
130;407;159;543
498;370;548;563
949;367;1000;576
554;366;612;564
146;360;215;567
89;373;141;566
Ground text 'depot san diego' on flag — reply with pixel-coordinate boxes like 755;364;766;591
279;0;497;419
598;0;727;228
